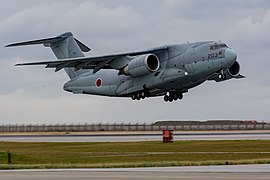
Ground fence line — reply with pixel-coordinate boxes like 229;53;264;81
0;123;269;132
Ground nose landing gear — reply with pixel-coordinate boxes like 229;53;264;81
218;69;226;80
164;92;183;102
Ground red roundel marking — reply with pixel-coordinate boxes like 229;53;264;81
95;78;102;88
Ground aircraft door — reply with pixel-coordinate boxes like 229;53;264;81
115;78;133;95
185;63;195;73
184;48;196;73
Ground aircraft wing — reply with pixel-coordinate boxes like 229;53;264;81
15;46;168;73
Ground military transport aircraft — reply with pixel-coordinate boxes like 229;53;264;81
6;32;244;102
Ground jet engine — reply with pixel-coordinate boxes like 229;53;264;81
221;61;241;80
227;61;240;76
123;54;160;77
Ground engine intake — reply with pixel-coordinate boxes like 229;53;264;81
228;61;240;76
123;54;160;77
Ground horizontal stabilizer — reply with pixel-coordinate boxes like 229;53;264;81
5;36;64;47
5;32;91;53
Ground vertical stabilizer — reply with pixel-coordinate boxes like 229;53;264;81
6;32;91;79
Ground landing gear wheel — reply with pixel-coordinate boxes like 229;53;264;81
218;74;226;80
178;93;183;100
168;95;173;102
218;74;222;79
173;93;178;101
222;74;226;80
141;91;145;99
136;92;141;100
164;91;183;102
131;90;150;101
131;94;136;100
164;95;169;102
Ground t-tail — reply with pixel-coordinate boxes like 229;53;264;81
6;32;91;79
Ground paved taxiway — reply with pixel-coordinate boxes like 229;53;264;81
1;164;270;180
0;131;270;142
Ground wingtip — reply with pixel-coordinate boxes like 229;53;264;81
5;43;20;48
5;44;12;48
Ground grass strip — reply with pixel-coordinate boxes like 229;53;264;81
0;140;270;169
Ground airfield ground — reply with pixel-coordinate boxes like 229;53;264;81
0;140;270;169
0;130;270;135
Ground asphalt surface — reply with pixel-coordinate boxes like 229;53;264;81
1;164;270;180
0;131;270;142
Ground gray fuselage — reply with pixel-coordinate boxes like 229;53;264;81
63;41;237;98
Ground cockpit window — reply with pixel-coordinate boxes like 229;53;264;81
219;43;228;48
210;44;221;50
214;44;220;49
210;43;228;50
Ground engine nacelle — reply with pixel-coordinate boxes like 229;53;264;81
221;61;241;81
227;61;240;76
123;54;160;77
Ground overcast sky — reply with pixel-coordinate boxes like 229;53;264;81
0;0;270;124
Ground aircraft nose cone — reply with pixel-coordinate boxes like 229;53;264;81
225;48;237;64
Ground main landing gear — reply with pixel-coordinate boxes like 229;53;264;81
131;90;183;102
131;90;150;100
164;92;183;102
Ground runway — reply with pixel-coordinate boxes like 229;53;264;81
1;164;270;180
0;131;270;142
